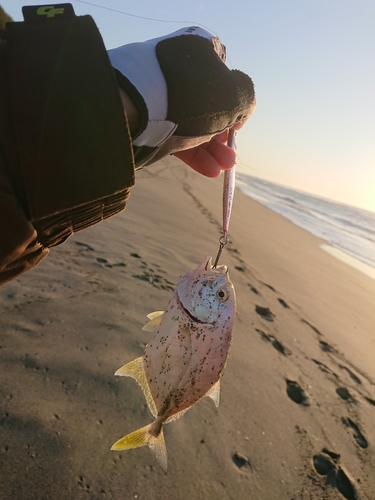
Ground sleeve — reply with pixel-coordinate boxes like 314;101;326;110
3;4;135;249
0;4;135;284
0;157;48;286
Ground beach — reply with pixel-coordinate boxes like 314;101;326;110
1;157;375;500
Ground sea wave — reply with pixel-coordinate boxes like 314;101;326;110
236;174;375;270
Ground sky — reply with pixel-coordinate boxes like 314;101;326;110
4;0;375;212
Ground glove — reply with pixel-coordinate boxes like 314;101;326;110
108;26;255;167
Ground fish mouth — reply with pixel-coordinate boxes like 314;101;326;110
205;256;227;275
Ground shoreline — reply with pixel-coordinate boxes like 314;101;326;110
236;174;375;276
320;244;375;281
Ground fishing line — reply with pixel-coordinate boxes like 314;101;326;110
236;155;255;172
72;0;238;69
72;0;218;36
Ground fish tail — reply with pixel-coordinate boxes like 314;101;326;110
111;423;168;473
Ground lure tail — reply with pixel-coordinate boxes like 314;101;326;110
111;423;168;473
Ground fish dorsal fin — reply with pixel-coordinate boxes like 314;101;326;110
115;357;158;418
164;407;190;424
142;311;164;332
205;379;221;408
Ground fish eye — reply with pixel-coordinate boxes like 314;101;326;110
217;288;229;302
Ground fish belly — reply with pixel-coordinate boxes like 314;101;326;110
143;292;233;419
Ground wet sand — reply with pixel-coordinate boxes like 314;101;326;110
1;157;375;499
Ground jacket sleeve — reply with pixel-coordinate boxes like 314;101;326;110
0;5;135;284
0;156;48;286
1;5;135;246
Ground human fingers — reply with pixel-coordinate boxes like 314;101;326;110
173;136;236;177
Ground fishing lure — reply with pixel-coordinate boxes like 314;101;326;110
213;129;237;268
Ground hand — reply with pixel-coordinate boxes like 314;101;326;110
110;27;255;169
172;115;252;177
172;131;234;177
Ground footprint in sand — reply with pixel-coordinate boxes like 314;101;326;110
271;338;289;356
335;468;358;500
232;452;251;471
260;282;276;291
130;255;175;291
96;258;108;264
235;265;246;272
339;365;361;385
248;283;259;294
133;270;174;291
255;329;291;356
312;449;357;500
255;305;275;322
313;453;336;475
77;474;91;492
75;241;95;251
277;298;290;308
301;319;322;336
319;340;336;353
341;418;368;449
336;387;354;402
312;359;338;378
286;379;309;406
130;253;141;259
76;241;126;267
96;257;127;269
364;396;375;407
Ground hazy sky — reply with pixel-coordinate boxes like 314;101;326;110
5;0;375;211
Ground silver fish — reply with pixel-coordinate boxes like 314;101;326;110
111;256;236;473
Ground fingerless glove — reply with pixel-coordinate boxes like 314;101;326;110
108;27;255;167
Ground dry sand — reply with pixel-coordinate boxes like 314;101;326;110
1;157;375;500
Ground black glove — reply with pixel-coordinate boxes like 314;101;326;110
108;27;255;167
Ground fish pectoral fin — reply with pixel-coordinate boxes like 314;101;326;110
146;311;165;320
205;379;221;408
142;311;164;332
111;424;168;474
114;357;158;418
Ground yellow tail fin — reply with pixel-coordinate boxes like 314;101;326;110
111;424;168;473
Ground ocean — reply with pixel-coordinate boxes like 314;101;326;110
236;174;375;280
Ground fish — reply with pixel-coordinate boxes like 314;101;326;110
111;256;236;473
